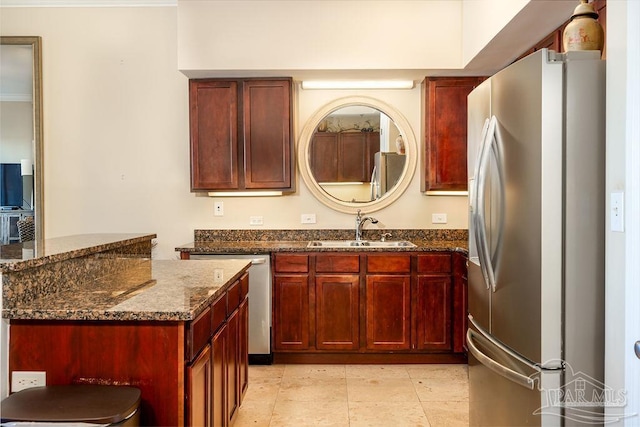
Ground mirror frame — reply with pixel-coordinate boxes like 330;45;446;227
298;96;417;213
1;36;44;242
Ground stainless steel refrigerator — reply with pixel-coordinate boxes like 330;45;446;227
466;49;606;426
371;152;405;200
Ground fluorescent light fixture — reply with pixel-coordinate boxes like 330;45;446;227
301;80;414;90
208;191;283;197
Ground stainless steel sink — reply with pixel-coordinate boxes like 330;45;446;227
307;240;416;248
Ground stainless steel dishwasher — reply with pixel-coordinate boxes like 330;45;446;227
190;253;272;364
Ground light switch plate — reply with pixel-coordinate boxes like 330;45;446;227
611;192;624;232
214;201;224;216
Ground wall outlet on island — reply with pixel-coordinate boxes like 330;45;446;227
12;371;46;392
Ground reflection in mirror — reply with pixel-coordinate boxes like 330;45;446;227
0;37;43;245
298;96;417;214
309;106;406;203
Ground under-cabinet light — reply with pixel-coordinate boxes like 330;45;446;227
425;191;469;196
318;182;365;186
207;191;283;197
301;80;414;90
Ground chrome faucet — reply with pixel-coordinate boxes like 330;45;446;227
355;209;378;241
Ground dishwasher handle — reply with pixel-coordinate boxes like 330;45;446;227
250;258;267;265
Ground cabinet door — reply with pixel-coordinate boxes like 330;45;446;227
452;253;468;353
422;77;483;192
212;325;227;427
242;79;293;189
365;275;411;350
238;296;249;400
226;308;239;423
189;80;239;190
187;344;212;427
415;275;452;351
310;133;339;182
316;275;360;350
273;275;310;350
339;132;378;182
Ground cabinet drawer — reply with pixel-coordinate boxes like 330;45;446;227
417;253;452;274
366;254;411;273
316;254;360;273
211;294;227;333
227;279;241;314
187;306;212;362
275;254;309;273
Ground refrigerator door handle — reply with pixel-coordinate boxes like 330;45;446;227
470;118;490;285
474;116;505;293
466;328;537;391
473;117;497;291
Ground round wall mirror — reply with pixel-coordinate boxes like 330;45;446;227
298;96;417;213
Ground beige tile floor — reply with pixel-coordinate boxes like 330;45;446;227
232;364;469;427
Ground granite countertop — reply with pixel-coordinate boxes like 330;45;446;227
177;239;469;254
176;229;469;255
0;233;157;272
3;259;251;322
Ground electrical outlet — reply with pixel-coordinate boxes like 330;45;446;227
249;216;264;226
213;269;224;282
12;371;46;392
432;213;448;224
214;201;224;216
301;214;316;224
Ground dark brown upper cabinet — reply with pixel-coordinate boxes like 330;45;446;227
189;78;294;192
422;77;484;193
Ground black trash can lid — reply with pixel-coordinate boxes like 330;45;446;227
0;385;141;424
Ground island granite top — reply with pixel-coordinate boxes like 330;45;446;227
0;233;157;273
3;259;251;322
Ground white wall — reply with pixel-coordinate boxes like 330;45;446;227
0;6;468;261
178;0;463;77
605;1;640;424
461;0;529;65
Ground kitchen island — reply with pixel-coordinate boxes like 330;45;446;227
2;234;251;426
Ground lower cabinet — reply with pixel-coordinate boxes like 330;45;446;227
273;274;310;351
211;323;227;427
272;252;468;362
365;254;411;351
187;272;249;427
316;275;360;350
187;344;213;427
365;274;411;350
8;272;250;427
